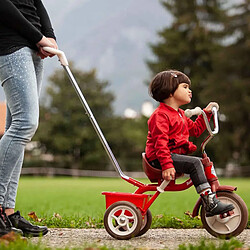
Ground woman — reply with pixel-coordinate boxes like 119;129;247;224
0;0;58;237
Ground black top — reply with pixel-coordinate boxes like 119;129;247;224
0;0;56;55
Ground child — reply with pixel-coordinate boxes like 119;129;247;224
145;70;234;217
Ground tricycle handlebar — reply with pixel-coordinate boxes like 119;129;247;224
184;105;219;136
185;105;219;153
201;106;219;136
184;107;202;118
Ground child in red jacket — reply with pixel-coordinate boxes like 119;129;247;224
145;70;234;217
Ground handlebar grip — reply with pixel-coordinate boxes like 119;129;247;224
184;107;202;118
43;47;69;66
211;103;219;113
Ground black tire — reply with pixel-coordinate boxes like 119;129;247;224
136;209;152;237
201;191;248;239
104;201;142;240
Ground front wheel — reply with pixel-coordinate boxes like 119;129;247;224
201;191;248;239
104;201;142;240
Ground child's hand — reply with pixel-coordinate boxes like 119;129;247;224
204;102;219;113
162;168;176;181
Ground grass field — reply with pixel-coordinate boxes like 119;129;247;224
15;176;250;228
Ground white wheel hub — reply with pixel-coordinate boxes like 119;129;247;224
108;205;139;236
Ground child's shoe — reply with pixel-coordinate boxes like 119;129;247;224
201;192;235;217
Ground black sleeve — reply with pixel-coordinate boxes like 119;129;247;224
34;0;56;40
0;0;43;44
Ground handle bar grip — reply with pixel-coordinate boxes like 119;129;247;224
43;47;69;66
211;103;219;113
184;107;202;118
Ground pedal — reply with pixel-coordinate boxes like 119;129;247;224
220;210;234;219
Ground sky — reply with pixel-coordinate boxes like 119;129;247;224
0;0;171;115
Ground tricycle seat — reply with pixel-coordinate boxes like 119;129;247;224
142;153;183;183
142;153;162;182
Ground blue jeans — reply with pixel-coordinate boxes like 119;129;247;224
0;47;43;208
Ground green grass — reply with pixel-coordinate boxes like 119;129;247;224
0;238;113;250
178;238;243;250
16;177;250;228
0;236;244;250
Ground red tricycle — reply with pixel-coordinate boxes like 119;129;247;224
102;107;248;240
44;47;248;240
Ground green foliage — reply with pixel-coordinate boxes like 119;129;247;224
200;1;250;166
0;237;244;250
151;213;202;229
0;237;243;250
0;239;113;250
35;64;114;170
147;0;250;167
105;116;148;171
41;215;103;229
147;0;226;107
178;238;243;250
16;177;250;229
146;0;229;158
24;212;202;230
31;0;249;171
34;63;147;171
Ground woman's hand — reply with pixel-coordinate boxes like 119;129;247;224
36;36;58;59
204;102;219;113
162;168;176;181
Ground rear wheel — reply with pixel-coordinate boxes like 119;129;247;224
201;191;248;239
136;209;152;237
104;201;142;240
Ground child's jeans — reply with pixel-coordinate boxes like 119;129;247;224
0;47;43;208
150;153;211;193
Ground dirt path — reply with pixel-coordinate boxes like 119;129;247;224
31;228;250;249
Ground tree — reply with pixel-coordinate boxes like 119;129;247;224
146;0;228;159
147;0;250;169
201;0;250;167
105;115;148;171
34;64;148;172
35;63;115;169
147;0;227;108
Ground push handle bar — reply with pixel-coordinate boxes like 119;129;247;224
43;47;69;66
42;47;129;179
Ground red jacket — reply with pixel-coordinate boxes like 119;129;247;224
145;103;212;170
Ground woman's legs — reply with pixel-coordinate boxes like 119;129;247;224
0;47;43;209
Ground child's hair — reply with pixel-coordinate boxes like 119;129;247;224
149;70;191;102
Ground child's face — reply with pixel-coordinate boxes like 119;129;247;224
172;83;192;106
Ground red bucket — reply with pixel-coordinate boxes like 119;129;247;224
102;192;152;210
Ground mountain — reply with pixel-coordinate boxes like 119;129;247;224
0;0;171;114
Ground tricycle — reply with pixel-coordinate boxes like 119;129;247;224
44;47;248;240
